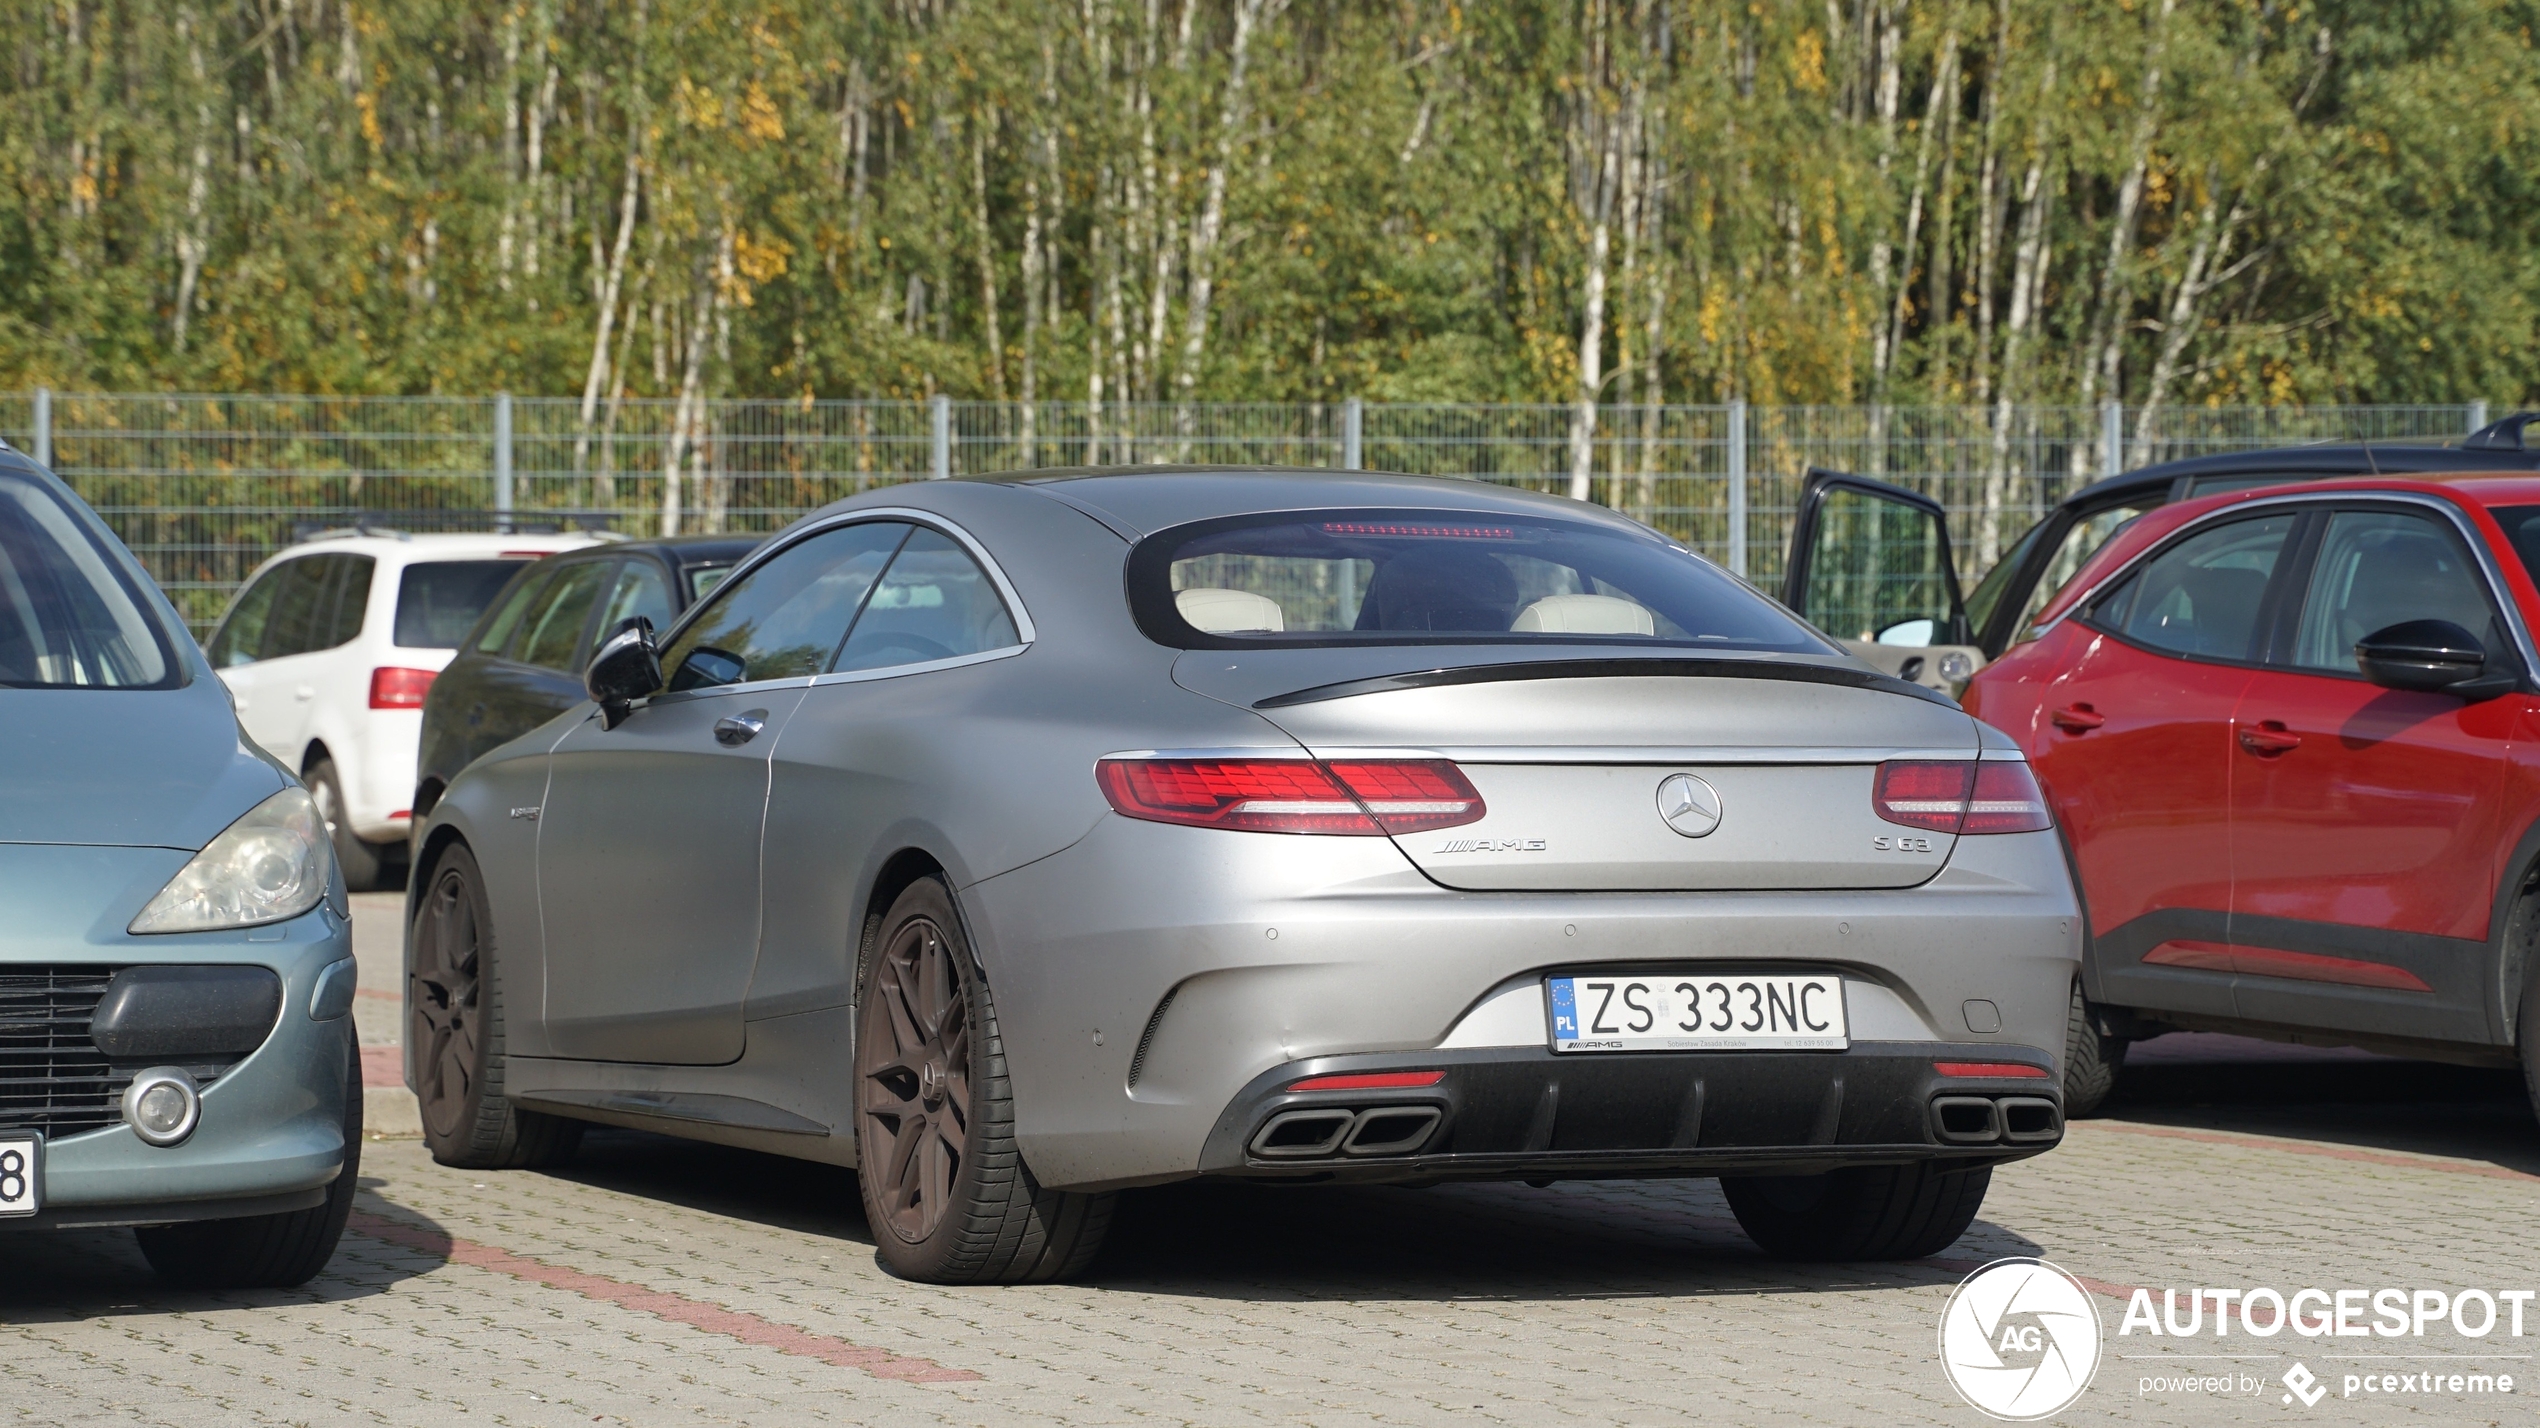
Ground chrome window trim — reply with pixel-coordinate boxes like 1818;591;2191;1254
2030;489;2540;678
810;642;1029;687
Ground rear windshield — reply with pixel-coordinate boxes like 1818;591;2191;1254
396;560;531;648
1129;508;1830;652
0;472;175;687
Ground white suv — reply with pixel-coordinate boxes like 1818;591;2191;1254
204;528;604;887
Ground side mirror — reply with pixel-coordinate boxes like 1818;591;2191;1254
2354;619;2513;698
585;617;662;729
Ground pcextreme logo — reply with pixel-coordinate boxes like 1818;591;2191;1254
1939;1258;2105;1420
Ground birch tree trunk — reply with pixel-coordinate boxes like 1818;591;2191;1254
1878;11;1958;403
1982;60;2058;568
2075;0;2176;430
1173;0;1283;442
971;117;1008;402
575;131;643;485
171;6;212;355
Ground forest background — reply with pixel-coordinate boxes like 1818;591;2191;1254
4;0;2536;436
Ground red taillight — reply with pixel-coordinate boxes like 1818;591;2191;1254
1934;1061;2051;1079
1286;1070;1445;1092
1872;760;2052;836
1873;760;1975;832
369;666;436;709
1095;758;1484;836
1323;761;1487;835
1963;761;2053;834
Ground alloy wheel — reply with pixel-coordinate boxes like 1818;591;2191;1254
857;916;972;1244
410;866;482;1141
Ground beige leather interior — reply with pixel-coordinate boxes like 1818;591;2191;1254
1510;593;1655;636
1175;587;1285;633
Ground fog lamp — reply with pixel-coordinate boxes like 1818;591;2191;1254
122;1067;202;1147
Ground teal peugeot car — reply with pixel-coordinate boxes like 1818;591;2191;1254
0;446;359;1287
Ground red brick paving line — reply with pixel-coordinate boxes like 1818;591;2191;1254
2082;1120;2540;1185
360;1045;401;1088
344;1211;982;1384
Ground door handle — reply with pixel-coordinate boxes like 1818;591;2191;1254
713;710;769;746
2050;704;2105;733
2238;721;2302;756
293;685;315;701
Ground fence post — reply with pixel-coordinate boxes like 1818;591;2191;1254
1726;399;1748;578
1342;398;1363;470
929;395;952;479
2469;400;2490;436
31;387;50;470
493;392;514;530
2101;400;2123;477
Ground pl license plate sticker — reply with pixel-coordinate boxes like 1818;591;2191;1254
0;1135;39;1217
1548;974;1847;1052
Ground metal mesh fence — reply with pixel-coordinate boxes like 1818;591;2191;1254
0;391;2488;633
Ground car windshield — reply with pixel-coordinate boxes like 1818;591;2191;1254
397;559;530;648
0;471;174;687
1132;508;1830;652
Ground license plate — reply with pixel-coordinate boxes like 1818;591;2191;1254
0;1134;39;1217
1548;974;1848;1052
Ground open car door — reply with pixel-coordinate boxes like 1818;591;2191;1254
1780;468;1987;694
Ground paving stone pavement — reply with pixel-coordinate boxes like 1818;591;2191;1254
6;896;2538;1426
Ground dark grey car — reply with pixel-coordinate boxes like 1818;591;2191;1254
411;535;757;825
408;469;2081;1283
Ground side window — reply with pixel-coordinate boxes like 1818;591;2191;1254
2088;514;2295;662
517;561;614;673
2288;510;2505;675
255;556;343;660
206;568;284;668
834;527;1022;673
662;522;910;691
596;559;676;653
475;568;554;655
325;555;376;648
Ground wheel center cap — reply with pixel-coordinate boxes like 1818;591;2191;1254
918;1059;945;1106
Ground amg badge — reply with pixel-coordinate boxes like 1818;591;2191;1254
1432;837;1547;853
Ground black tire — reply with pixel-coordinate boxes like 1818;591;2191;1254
1722;1161;1992;1261
309;758;394;892
853;877;1113;1284
135;1026;363;1288
410;842;583;1170
2521;967;2540;1127
2062;981;2127;1118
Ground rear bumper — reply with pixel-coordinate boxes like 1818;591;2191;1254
963;814;2082;1192
1198;1043;2061;1185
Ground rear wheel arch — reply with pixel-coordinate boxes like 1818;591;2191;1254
857;847;955;984
2484;815;2540;1045
412;777;447;822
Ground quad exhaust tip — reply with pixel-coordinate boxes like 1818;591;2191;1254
1931;1093;2062;1146
1251;1105;1443;1160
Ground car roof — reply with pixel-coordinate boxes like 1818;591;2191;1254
531;533;760;565
266;530;602;562
2064;414;2540;508
957;464;1661;539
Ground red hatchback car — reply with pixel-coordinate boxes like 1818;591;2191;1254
1963;474;2540;1117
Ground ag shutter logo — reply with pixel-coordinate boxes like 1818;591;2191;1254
1940;1257;2105;1420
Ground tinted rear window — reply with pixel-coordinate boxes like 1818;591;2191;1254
396;560;530;648
1129;509;1828;652
2493;507;2540;591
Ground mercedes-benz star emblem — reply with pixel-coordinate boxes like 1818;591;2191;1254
1656;773;1723;838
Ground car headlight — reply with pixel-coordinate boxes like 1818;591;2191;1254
128;786;335;934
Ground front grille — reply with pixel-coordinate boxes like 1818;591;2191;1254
0;965;126;1137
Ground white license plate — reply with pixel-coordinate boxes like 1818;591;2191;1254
0;1134;39;1217
1548;974;1848;1052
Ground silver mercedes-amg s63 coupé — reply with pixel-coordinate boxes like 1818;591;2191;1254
408;468;2081;1283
